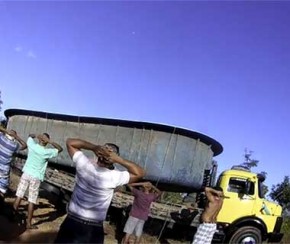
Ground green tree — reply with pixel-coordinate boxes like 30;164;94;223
238;149;268;196
270;177;290;243
242;149;259;169
269;176;290;211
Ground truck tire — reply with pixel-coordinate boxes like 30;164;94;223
228;226;262;244
40;181;60;196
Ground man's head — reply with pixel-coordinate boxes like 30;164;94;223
38;133;50;146
142;182;153;193
104;143;119;155
97;143;119;169
212;186;223;200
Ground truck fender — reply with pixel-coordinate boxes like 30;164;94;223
225;216;267;241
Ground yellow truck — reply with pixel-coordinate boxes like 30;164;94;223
213;166;283;243
5;108;284;243
110;165;283;243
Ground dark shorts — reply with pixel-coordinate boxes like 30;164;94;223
54;214;104;243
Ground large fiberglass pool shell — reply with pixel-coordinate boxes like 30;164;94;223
5;109;223;192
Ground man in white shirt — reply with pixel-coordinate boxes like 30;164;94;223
54;138;145;244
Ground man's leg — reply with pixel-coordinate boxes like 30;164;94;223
55;216;101;243
123;216;138;244
26;176;41;229
13;173;29;211
135;234;142;244
122;233;131;244
27;202;35;228
206;223;217;244
0;192;5;208
0;175;9;208
13;196;22;211
134;219;145;244
54;216;71;243
192;223;209;244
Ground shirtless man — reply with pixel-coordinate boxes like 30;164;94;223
192;186;224;244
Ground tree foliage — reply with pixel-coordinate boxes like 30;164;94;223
242;149;259;169
238;149;268;196
270;176;290;211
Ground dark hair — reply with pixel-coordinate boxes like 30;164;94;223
105;143;119;155
43;133;50;139
213;186;223;192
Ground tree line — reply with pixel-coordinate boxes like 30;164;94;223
239;149;290;214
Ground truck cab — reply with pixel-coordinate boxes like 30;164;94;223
216;166;283;243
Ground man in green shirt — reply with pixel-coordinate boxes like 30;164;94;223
13;133;63;229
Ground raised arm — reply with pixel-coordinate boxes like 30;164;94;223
126;181;147;191
128;182;148;187
66;138;145;183
66;138;109;159
204;187;224;202
151;184;162;197
9;130;27;150
107;152;145;184
49;141;63;153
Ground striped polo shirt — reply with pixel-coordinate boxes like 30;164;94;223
68;151;130;222
0;132;19;175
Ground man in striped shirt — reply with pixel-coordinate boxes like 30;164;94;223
0;126;27;205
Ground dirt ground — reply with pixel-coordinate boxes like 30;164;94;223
0;171;185;244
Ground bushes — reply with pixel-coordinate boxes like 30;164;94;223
282;217;290;243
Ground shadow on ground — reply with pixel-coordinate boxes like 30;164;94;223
0;186;66;243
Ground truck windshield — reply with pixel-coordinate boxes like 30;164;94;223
228;177;254;195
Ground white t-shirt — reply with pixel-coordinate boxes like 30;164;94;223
68;151;130;222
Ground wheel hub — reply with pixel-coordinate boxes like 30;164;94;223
240;236;257;244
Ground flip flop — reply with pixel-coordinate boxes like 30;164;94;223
26;225;38;230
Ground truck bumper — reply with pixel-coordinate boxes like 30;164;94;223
268;216;284;243
268;233;283;243
213;230;226;243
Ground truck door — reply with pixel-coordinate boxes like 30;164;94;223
218;177;256;223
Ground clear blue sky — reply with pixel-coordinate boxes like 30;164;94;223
1;1;289;191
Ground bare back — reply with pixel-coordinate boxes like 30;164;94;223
201;187;224;223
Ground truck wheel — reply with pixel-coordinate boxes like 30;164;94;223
228;226;262;244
